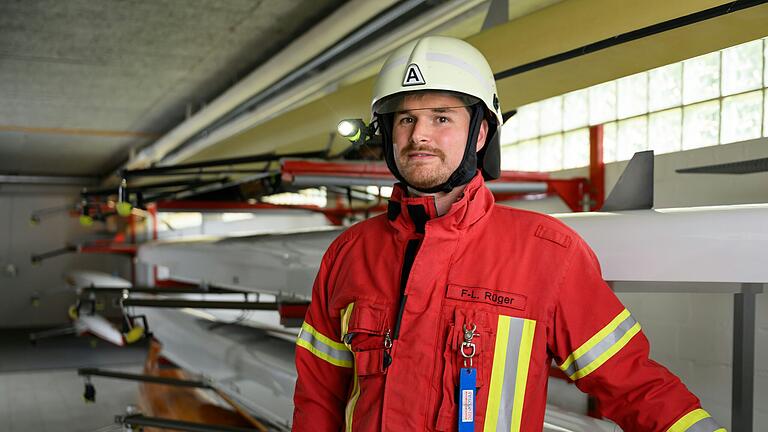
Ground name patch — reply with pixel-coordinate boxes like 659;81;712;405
447;285;526;310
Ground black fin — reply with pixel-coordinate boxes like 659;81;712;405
676;157;768;174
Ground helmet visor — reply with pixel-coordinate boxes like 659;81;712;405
373;91;480;116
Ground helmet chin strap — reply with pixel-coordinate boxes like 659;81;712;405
379;104;485;195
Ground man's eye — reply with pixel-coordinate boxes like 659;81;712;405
437;116;450;123
398;117;414;125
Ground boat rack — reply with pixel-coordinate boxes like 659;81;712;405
609;281;764;432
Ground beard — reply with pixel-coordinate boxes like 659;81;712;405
395;144;453;190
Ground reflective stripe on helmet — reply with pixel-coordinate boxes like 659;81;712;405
666;408;726;432
296;321;353;368
484;315;536;432
424;52;495;94
559;309;641;380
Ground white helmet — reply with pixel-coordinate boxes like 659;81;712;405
371;36;502;192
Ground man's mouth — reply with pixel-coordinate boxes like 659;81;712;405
407;151;438;159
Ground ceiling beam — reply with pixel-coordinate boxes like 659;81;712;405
0;124;159;138
0;174;97;186
125;0;402;171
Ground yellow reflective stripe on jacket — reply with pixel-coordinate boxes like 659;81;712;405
296;321;353;368
559;308;641;380
667;409;726;432
340;303;360;431
484;315;536;432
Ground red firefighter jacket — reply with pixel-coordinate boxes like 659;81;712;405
293;173;724;432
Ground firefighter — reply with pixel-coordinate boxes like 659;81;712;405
293;35;724;432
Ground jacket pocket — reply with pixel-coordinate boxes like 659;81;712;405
434;308;488;431
342;303;391;376
434;323;458;431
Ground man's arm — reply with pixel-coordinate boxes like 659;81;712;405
549;237;726;432
293;246;354;431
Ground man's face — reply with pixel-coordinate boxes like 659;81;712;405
392;92;487;190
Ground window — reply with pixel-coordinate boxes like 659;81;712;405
617;116;648;161
501;114;519;145
764;89;768;137
721;90;763;144
617;72;648;119
649;63;682;111
682;100;720;150
683;53;720;104
516;104;539;140
764;37;768;87
539;134;564;171
722;40;763;96
501;144;520;170
501;37;768;170
649;108;682;155
539;96;563;135
517;139;540;171
563;128;590;169
602;122;618;163
589;82;617;125
563;89;589;130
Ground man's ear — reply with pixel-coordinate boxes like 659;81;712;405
475;119;489;152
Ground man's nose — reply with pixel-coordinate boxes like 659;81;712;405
409;119;432;144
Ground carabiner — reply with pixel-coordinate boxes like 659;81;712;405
383;329;393;349
461;341;476;358
463;323;477;343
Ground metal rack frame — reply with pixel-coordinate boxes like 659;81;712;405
609;281;764;432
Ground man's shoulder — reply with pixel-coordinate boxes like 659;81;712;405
328;213;390;248
319;214;390;269
346;213;390;235
491;204;582;249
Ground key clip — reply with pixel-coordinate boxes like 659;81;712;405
462;323;477;343
460;323;478;367
383;329;393;349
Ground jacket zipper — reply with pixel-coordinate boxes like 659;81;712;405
385;238;422;369
392;239;421;339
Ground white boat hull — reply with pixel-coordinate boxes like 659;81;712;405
132;202;768;430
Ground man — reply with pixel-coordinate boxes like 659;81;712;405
293;36;724;432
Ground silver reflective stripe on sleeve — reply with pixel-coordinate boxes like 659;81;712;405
686;417;726;432
559;309;642;380
296;322;353;368
666;408;726;432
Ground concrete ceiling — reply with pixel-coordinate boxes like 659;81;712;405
0;0;345;177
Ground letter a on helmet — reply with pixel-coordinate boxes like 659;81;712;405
371;36;503;192
402;64;426;86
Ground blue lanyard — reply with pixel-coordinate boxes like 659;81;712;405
458;367;477;432
459;323;478;432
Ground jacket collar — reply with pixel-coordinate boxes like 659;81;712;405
387;171;494;234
